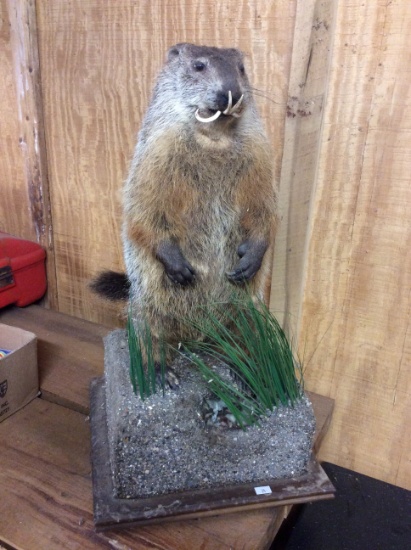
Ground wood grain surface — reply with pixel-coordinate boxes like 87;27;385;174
270;0;337;337
297;0;411;489
0;0;37;241
3;0;57;307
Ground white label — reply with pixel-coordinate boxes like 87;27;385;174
254;485;272;495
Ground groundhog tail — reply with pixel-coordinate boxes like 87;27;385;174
89;270;130;301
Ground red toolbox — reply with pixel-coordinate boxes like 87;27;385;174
0;232;47;308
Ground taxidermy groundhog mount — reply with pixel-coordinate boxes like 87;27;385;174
92;43;278;365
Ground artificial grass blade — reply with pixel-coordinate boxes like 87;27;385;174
127;311;167;400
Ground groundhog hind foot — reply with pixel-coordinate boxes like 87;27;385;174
155;365;180;390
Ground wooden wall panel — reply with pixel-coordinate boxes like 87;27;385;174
298;0;411;489
1;0;57;307
36;0;297;327
0;0;30;238
0;0;36;241
270;0;337;337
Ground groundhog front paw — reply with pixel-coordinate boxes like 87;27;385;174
226;239;268;283
156;240;196;286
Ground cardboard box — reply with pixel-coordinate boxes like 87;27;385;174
0;323;39;422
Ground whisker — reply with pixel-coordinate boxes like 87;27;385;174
244;87;285;106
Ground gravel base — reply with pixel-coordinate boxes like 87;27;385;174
104;330;316;499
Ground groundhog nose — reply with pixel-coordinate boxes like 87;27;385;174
216;90;242;112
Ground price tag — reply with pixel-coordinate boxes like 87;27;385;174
254;485;272;495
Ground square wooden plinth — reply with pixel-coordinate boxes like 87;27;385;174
91;377;335;531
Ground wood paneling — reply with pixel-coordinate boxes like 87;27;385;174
270;0;337;337
296;0;411;489
1;0;57;306
0;0;32;240
36;0;296;326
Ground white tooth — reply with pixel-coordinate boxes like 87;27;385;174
223;90;233;115
230;94;244;114
195;109;222;123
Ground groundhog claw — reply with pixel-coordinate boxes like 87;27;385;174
165;262;196;286
168;265;195;286
226;264;257;283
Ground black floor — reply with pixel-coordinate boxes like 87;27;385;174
272;462;411;550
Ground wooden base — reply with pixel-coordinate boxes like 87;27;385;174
91;377;335;531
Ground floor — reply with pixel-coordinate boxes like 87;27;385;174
272;462;411;550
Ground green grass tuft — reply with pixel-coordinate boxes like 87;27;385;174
181;293;304;428
127;294;304;428
127;311;167;400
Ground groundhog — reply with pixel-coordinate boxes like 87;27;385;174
92;43;277;365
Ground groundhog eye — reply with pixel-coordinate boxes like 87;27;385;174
239;63;245;74
193;61;206;72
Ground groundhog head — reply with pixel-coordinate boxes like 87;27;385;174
161;43;251;123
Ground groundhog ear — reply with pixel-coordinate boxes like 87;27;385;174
167;43;186;61
225;47;246;64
